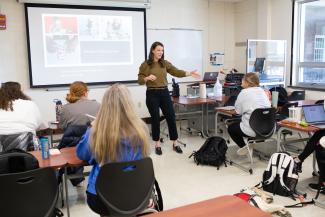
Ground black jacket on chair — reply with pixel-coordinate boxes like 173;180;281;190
57;125;88;149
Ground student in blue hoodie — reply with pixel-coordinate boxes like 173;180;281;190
77;84;150;216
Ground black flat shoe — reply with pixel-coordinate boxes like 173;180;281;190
155;147;162;155
173;145;183;154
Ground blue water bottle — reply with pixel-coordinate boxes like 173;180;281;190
40;137;50;159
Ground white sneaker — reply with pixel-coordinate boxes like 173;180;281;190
320;136;325;148
237;143;255;156
237;146;249;155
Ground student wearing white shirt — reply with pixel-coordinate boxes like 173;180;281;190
0;82;42;135
227;73;271;155
0;82;42;151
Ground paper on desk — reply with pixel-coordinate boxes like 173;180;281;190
217;106;235;110
50;149;61;155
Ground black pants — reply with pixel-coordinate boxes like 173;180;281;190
228;122;249;148
298;129;325;183
146;88;178;141
87;191;110;215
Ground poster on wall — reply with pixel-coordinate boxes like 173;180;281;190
209;52;224;66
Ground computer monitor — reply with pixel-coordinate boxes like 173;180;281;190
254;57;265;73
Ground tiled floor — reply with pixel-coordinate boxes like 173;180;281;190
62;134;325;217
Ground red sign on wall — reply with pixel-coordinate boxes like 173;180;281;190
0;14;6;30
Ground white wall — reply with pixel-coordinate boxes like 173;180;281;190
0;0;236;122
234;0;325;99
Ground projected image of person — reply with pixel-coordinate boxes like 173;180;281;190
138;41;200;155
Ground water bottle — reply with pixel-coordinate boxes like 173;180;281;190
54;99;63;122
213;78;222;97
40;137;50;159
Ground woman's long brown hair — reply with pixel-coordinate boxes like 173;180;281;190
0;82;30;111
147;41;165;68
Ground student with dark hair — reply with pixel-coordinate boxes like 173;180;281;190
0;81;42;135
138;41;200;155
227;73;271;155
0;82;42;151
59;81;100;130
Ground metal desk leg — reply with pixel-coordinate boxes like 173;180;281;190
201;104;206;138
215;112;219;135
277;127;283;152
64;167;70;217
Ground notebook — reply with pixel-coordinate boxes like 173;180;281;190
302;104;325;128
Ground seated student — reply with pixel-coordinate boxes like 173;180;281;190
0;82;42;151
294;129;325;194
59;81;100;130
228;73;271;155
76;84;150;216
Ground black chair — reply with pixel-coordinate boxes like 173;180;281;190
229;108;276;174
0;167;58;217
288;90;305;101
96;158;156;217
315;100;324;105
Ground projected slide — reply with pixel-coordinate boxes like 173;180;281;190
43;15;133;67
26;4;146;87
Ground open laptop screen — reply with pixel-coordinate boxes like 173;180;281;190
203;72;218;82
303;104;325;123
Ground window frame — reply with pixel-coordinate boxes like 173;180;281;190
291;0;325;90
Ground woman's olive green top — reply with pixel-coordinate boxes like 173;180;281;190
138;60;187;88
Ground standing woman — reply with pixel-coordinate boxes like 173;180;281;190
138;41;200;155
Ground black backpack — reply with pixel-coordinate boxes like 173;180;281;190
260;152;299;199
189;136;228;170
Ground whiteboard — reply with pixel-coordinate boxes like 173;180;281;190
147;29;203;83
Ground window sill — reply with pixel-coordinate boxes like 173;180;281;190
287;85;325;91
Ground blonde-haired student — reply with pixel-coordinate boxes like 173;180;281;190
227;73;271;155
76;84;150;216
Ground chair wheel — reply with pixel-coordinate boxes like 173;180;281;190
227;140;230;144
160;138;164;143
249;169;253;175
229;161;233;165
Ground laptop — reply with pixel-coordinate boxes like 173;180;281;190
203;72;218;82
302;104;325;128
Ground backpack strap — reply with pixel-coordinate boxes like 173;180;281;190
263;153;279;185
277;154;294;192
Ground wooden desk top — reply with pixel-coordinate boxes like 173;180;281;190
148;195;271;217
30;147;87;168
60;147;87;166
30;149;67;169
278;120;320;132
215;108;237;116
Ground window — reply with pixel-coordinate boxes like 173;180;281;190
292;0;325;89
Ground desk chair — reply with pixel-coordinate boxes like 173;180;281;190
0;167;58;217
0;132;35;152
288;91;305;101
96;158;159;216
229;108;276;174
